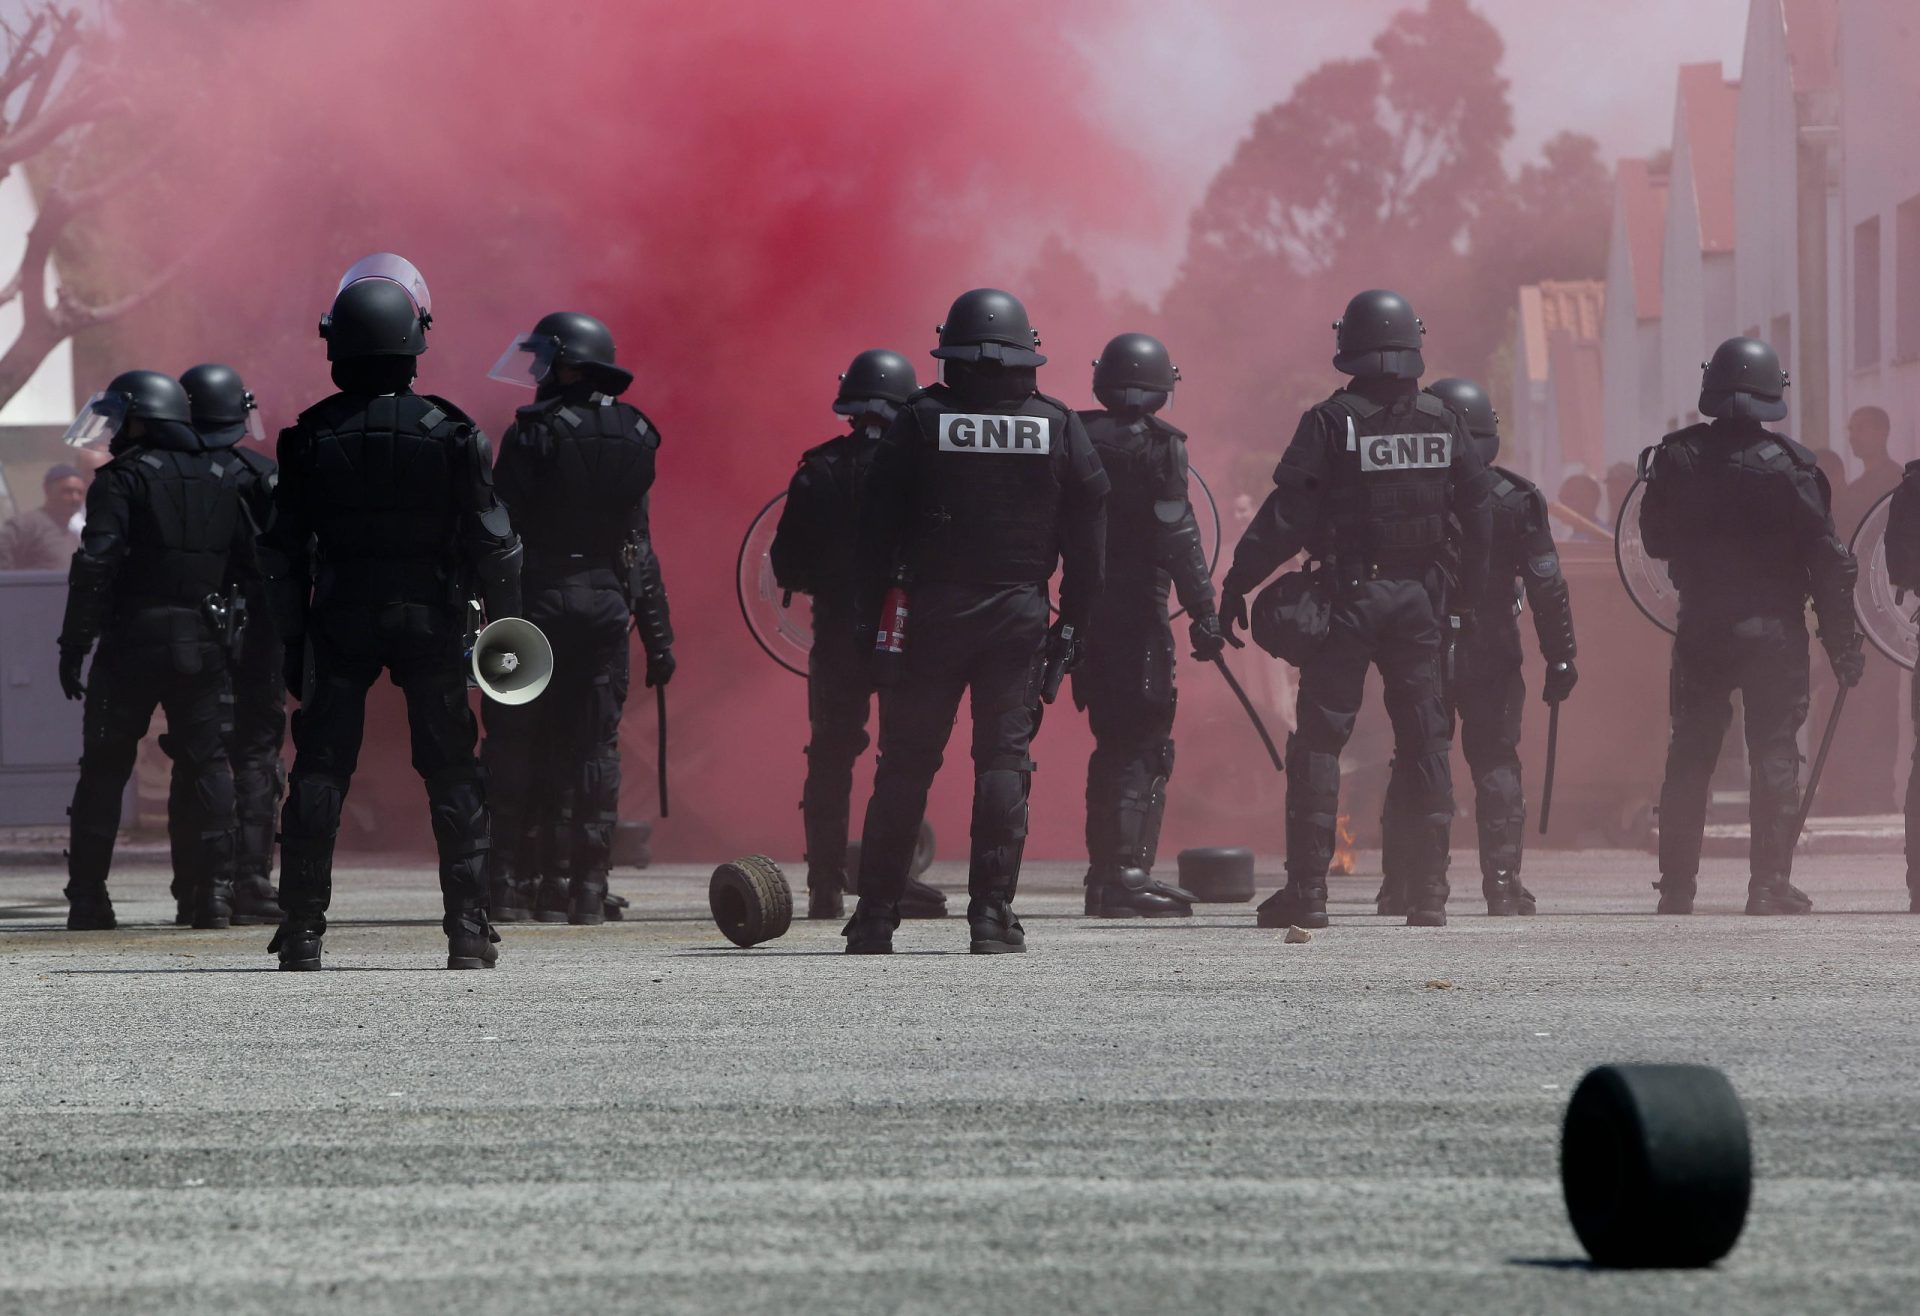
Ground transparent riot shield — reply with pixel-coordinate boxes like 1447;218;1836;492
1849;489;1918;671
736;493;811;678
1613;477;1679;635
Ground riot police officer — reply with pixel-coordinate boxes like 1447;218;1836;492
57;370;259;930
843;288;1109;954
1882;461;1920;913
1640;337;1861;915
1074;333;1220;918
258;254;523;969
769;349;948;921
481;311;673;926
1219;289;1494;929
1376;379;1576;917
161;364;285;927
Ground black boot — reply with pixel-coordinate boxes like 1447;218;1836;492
967;897;1026;954
1089;866;1193;919
191;878;233;930
533;875;571;923
488;862;533;923
1654;877;1695;914
603;891;630;921
1256;880;1328;929
230;874;282;926
268;916;325;971
65;885;117;931
64;827;118;931
1745;875;1813;916
842;900;898;954
807;883;845;920
446;908;500;969
1483;871;1522;917
1405;874;1449;927
568;872;609;926
899;874;948;919
1375;878;1407;917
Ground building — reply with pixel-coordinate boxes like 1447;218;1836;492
1734;0;1841;452
1658;63;1741;434
1511;280;1606;492
1600;158;1671;469
1838;0;1920;462
0;167;77;521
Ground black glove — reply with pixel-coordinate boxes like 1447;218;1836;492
282;643;305;701
1219;588;1248;649
1189;610;1226;663
645;648;677;688
1542;659;1578;704
58;644;87;702
1828;635;1865;690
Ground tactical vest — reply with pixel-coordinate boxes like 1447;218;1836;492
113;447;249;606
1082;410;1179;608
1651;422;1812;613
903;387;1067;585
293;391;475;568
506;397;658;566
1324;389;1455;575
781;432;876;594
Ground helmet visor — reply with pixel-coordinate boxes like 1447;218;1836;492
488;334;559;388
244;397;266;444
64;391;128;447
337;252;431;318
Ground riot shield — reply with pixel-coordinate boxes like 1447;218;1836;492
1614;477;1679;635
736;493;811;679
1849;489;1918;671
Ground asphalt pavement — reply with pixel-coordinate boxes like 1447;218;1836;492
2;850;1916;1315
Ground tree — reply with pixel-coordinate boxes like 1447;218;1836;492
0;5;188;410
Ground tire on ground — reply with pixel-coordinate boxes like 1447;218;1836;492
1560;1063;1751;1268
710;855;794;948
1176;846;1256;903
843;820;937;894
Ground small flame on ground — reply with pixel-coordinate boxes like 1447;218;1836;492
1330;814;1356;876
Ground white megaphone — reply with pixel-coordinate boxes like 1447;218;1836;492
471;617;553;705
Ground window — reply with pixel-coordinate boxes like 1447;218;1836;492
1897;195;1920;361
1771;314;1792;379
1855;216;1881;369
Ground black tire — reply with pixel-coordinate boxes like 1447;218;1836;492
1176;846;1256;903
843;820;936;895
710;855;794;948
1561;1063;1751;1268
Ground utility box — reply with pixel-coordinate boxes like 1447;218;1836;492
0;568;83;824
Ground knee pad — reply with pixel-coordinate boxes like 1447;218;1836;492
972;766;1031;844
188;762;238;834
283;771;349;843
425;764;488;853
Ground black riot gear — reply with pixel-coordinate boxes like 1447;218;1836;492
1092;332;1179;413
1378;383;1574;917
1640;415;1858;914
57;375;260;931
1886;465;1920;912
1699;336;1788;423
1425;376;1499;464
1223;364;1493;928
484;385;671;924
260;275;520;967
834;349;918;417
180;363;263;449
930;288;1046;367
1073;402;1215;918
1332;289;1426;380
844;293;1107;951
492;310;636;397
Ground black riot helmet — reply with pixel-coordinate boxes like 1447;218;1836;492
64;369;192;450
180;363;265;448
1425;377;1498;464
1699;336;1789;422
931;288;1046;367
1092;332;1179;412
833;348;918;420
490;310;635;395
1332;288;1425;380
319;253;432;361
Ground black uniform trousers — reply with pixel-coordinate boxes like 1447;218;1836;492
1290;577;1455;899
855;582;1048;904
167;614;285;897
801;599;874;892
1907;663;1920;896
279;595;488;928
69;629;236;899
1077;618;1177;872
483;567;632;898
1657;614;1810;886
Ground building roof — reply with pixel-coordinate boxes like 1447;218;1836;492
1616;157;1670;321
1518;280;1606;473
1518;280;1605;383
1781;0;1839;96
1677;62;1739;254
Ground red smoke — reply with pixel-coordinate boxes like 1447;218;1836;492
96;0;1179;860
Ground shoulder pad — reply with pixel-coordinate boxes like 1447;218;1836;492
1412;394;1448;419
1770;432;1818;469
1030;390;1075;417
1325;390;1381;420
1658;422;1711;446
1144;414;1187;442
514;398;562;424
1491;464;1538;496
419;394;477;430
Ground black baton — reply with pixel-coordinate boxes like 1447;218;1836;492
1212;656;1284;773
1538;700;1560;836
656;681;669;820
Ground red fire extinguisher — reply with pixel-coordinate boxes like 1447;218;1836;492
873;566;910;685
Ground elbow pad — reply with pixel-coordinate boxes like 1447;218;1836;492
59;550;116;651
475;538;524;621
